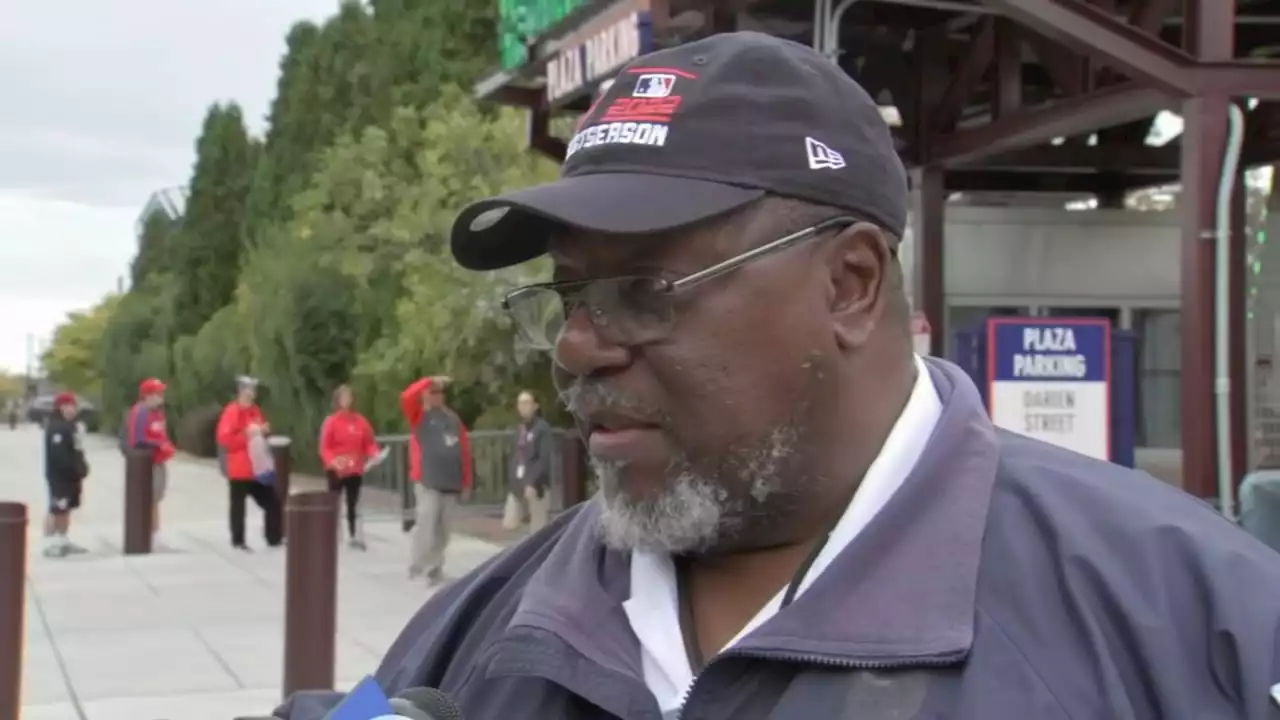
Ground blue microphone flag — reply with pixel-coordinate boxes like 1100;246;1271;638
323;675;395;720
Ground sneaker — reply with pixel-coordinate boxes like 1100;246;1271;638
426;568;446;587
408;567;424;581
41;544;67;558
233;543;253;553
348;538;367;551
63;542;88;555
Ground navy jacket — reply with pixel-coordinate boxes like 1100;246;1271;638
277;359;1280;719
45;415;88;484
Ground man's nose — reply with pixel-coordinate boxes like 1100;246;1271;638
553;306;632;378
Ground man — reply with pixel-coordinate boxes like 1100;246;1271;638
276;33;1280;720
501;390;553;533
126;377;176;546
399;375;471;585
216;376;282;551
44;392;88;558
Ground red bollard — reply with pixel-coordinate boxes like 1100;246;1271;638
281;491;338;699
0;502;28;719
123;448;154;554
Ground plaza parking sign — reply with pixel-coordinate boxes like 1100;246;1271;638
986;317;1112;460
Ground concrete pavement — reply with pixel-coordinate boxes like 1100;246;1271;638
2;424;504;720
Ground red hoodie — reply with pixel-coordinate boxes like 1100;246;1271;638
216;402;266;481
318;409;379;477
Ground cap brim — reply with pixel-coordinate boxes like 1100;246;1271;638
450;173;765;271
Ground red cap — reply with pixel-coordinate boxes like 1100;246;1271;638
53;392;76;408
139;378;166;397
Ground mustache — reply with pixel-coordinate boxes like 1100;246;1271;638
558;380;668;427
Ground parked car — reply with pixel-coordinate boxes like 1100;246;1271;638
27;394;100;432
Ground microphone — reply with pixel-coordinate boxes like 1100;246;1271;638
388;687;464;720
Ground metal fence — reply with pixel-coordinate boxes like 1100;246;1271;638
363;429;576;523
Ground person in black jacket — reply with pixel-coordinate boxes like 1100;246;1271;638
501;390;554;533
44;392;89;557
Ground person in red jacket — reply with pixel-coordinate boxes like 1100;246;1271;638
400;375;472;584
215;376;282;551
126;377;176;546
319;384;381;550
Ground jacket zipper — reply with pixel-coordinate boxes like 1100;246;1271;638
676;648;964;719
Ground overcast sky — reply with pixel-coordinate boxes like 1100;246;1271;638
0;0;339;374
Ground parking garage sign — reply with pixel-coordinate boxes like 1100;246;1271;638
986;317;1111;460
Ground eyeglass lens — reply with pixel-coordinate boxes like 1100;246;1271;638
509;276;674;350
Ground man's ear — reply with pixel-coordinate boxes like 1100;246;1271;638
827;223;891;351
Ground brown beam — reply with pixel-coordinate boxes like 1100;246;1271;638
980;0;1280;98
932;82;1171;166
981;143;1178;172
1179;0;1235;502
488;86;543;107
911;167;946;355
528;106;567;161
932;20;996;135
1128;0;1179;35
993;18;1023;117
980;0;1192;95
945;170;1174;193
1193;63;1280;100
1022;29;1084;96
913;24;951;159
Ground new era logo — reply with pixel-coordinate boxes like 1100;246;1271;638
805;137;846;170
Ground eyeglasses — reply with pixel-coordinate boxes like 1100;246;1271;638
501;216;861;351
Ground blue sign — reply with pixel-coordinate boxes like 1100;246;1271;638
985;317;1113;460
323;675;394;720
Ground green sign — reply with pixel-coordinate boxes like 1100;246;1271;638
498;0;588;70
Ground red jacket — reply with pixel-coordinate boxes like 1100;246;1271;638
400;377;472;489
216;401;266;481
126;402;175;464
319;409;378;477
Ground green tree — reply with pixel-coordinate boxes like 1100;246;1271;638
131;213;177;288
97;276;181;429
95;1;574;475
169;104;257;336
338;89;561;430
41;294;122;401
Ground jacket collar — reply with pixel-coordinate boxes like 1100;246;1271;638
507;358;1000;670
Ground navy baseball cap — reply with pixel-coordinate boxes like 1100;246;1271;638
450;31;908;271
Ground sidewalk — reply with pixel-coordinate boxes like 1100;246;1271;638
1;425;505;720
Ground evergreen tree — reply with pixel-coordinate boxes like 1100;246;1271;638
131;212;178;288
169;103;257;336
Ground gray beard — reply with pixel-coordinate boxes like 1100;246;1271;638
591;424;806;554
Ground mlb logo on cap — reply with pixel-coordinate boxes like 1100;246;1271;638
632;73;676;98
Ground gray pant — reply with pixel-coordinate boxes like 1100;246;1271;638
410;485;455;576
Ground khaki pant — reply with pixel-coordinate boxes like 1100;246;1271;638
410;485;455;576
502;485;549;533
152;462;168;502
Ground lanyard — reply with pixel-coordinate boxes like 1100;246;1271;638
675;524;836;673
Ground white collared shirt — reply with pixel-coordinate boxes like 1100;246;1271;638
622;356;943;718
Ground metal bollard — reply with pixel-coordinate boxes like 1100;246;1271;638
269;436;292;539
281;491;338;699
269;436;292;504
123;448;154;554
0;503;28;718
